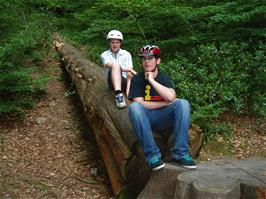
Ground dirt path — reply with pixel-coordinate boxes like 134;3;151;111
0;56;112;198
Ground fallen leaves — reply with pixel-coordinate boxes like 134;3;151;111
0;56;111;198
199;114;266;160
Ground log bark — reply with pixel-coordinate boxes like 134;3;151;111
53;34;203;196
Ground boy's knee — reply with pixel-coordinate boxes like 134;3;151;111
111;63;121;70
128;102;144;116
172;99;190;110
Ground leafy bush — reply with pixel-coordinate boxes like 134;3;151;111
0;2;51;116
204;122;232;142
162;41;266;120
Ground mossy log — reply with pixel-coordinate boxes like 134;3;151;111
53;34;203;196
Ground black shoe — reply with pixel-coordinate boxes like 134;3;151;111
172;155;197;170
149;157;165;171
115;93;127;108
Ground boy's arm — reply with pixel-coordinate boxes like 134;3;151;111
124;67;137;75
132;97;170;109
146;72;176;103
123;53;137;74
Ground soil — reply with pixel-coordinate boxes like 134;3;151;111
0;54;112;198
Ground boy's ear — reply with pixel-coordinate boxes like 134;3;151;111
156;58;161;65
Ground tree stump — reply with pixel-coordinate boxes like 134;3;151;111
53;34;203;197
138;157;266;199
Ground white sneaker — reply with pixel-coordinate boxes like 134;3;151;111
115;93;127;108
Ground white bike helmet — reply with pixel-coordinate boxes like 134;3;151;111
107;30;123;41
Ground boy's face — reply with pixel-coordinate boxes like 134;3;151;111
109;39;121;53
141;56;160;72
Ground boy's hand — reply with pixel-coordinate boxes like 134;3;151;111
130;68;137;75
123;66;137;75
145;72;155;81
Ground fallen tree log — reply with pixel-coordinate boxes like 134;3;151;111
53;34;203;197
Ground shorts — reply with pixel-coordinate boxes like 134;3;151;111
107;70;127;92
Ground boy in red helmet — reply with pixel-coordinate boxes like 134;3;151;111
128;45;197;171
101;30;137;108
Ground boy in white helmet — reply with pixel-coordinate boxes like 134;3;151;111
101;30;137;108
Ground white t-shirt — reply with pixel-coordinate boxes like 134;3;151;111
101;49;133;78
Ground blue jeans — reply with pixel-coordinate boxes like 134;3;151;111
128;99;190;163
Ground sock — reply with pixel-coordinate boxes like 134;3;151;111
115;90;122;95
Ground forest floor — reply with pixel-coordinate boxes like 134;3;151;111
199;114;266;161
0;49;265;199
0;53;112;198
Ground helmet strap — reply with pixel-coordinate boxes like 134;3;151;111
152;65;158;72
151;57;160;72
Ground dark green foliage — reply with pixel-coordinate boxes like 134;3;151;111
163;42;265;114
0;1;51;115
204;121;232;142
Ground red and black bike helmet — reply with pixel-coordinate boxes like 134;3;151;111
139;45;161;58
